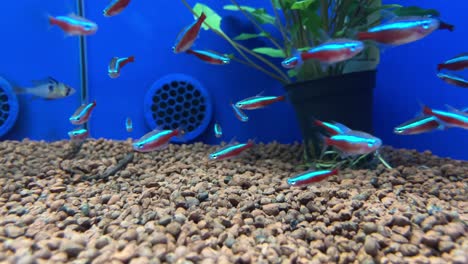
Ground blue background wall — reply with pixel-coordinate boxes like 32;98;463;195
0;0;466;160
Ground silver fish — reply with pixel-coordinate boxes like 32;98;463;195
14;76;75;100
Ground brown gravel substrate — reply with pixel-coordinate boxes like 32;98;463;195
0;139;467;264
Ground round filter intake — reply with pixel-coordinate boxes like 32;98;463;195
144;73;212;143
0;77;19;138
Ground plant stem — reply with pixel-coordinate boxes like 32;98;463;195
230;0;283;51
320;0;329;32
180;0;289;84
229;55;287;82
270;0;290;47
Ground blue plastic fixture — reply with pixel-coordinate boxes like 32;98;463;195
144;74;213;143
0;77;19;138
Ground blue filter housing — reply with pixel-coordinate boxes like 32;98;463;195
144;74;213;143
0;77;19;138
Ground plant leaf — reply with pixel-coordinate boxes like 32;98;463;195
252;47;285;58
193;3;223;32
271;0;281;9
287;69;297;78
223;5;275;24
233;32;268;41
291;0;317;10
392;6;440;17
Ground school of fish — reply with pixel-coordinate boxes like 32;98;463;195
12;2;467;188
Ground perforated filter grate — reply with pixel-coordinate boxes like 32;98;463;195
0;77;19;138
144;74;212;143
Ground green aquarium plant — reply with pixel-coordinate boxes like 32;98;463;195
178;0;441;169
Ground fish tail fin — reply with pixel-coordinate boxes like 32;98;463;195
199;12;207;22
13;86;27;94
330;168;339;175
422;105;433;116
48;15;57;26
128;56;135;62
437;63;443;72
277;95;286;102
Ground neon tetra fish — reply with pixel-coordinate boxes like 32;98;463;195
173;13;207;53
356;16;439;46
287;169;339;187
230;103;248;122
208;139;254;161
437;53;468;72
437;73;468;88
108;56;135;78
126;118;133;132
214;123;222;138
103;0;131;17
394;115;444;135
422;105;468;130
14;76;75;100
282;39;364;69
132;128;185;152
49;14;98;36
69;100;97;125
68;127;89;141
324;130;382;157
186;49;231;65
235;94;285;110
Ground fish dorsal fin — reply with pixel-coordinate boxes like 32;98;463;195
445;104;468;116
330;121;352;133
379;9;399;23
316;28;331;43
453;52;468;58
67;13;91;23
139;129;165;141
32;77;57;86
48;76;59;85
345;130;374;139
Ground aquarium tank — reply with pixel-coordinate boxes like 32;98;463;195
0;0;466;263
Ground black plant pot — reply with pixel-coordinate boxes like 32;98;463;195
284;70;377;162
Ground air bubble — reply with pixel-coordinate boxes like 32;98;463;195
178;87;185;94
165;117;171;123
163;84;170;91
167;108;174;114
176;96;183;103
169;90;176;97
171;81;178;88
160;102;168;109
187;84;194;91
168;99;175;105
